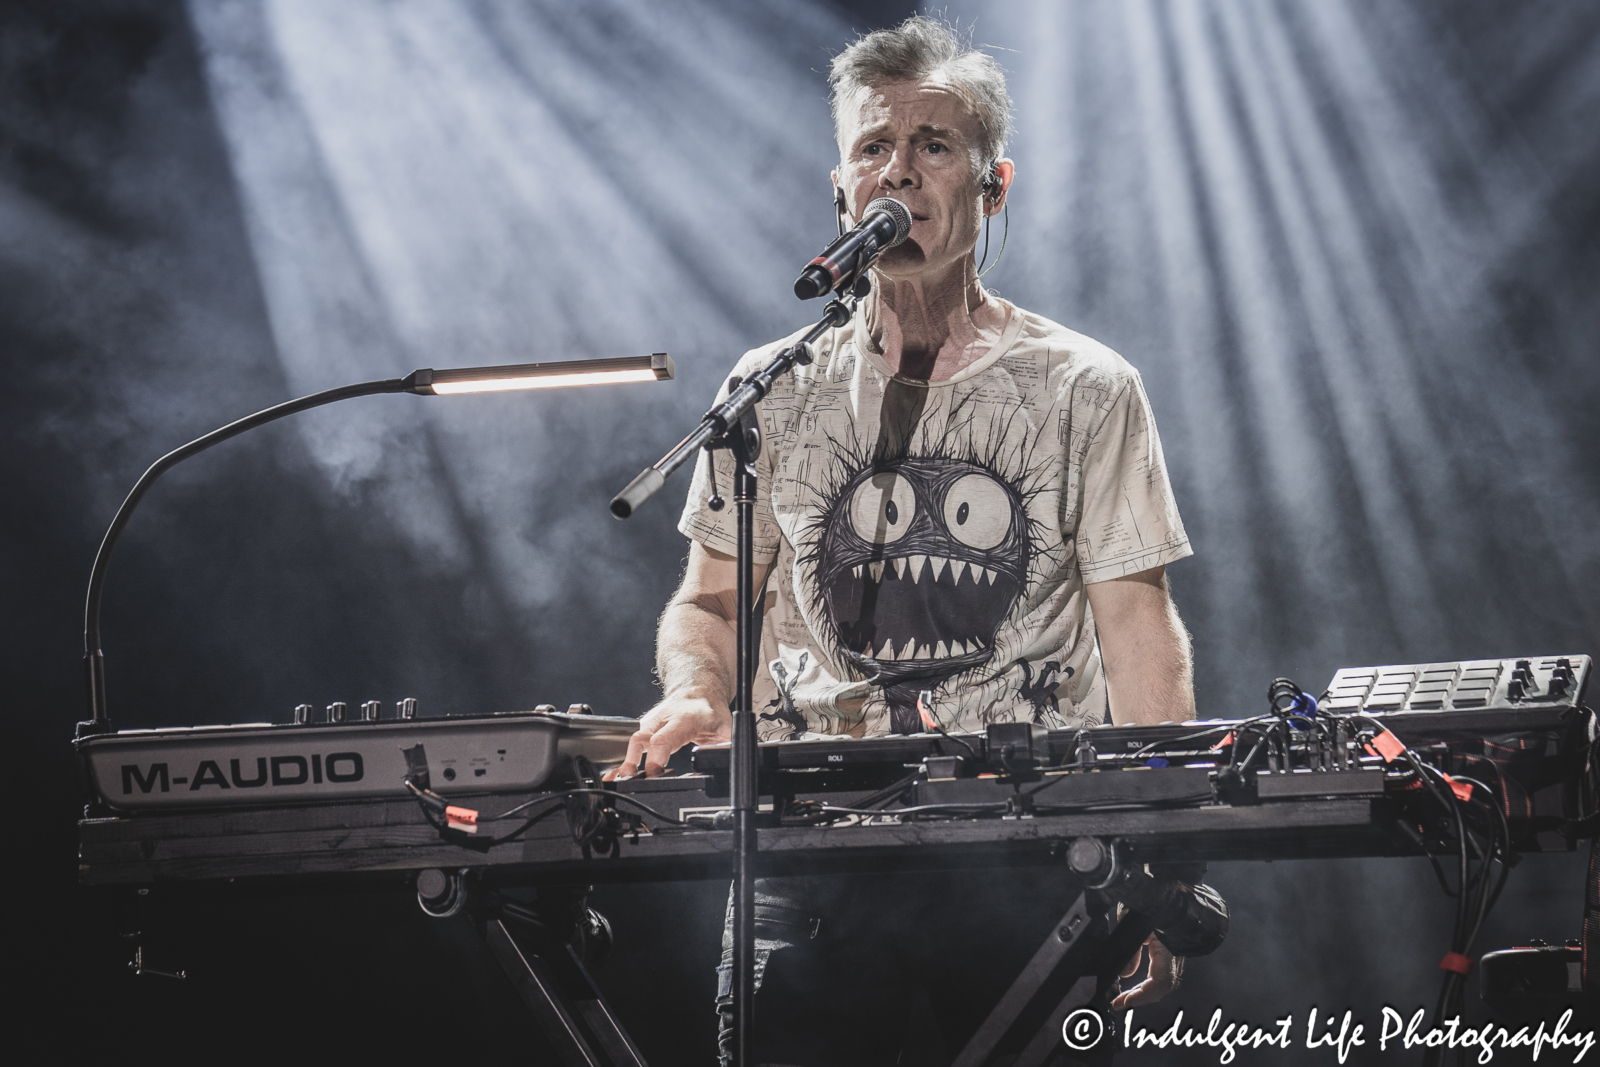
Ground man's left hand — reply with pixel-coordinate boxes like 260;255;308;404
1111;934;1184;1009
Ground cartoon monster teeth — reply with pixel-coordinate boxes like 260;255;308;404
814;455;1032;710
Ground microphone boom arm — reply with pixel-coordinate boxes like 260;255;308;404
609;295;855;519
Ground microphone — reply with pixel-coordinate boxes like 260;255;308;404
793;197;913;300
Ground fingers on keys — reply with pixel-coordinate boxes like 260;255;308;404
644;730;680;778
607;729;653;781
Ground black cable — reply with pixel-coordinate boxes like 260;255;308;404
1444;761;1516;909
846;773;920;811
1403;764;1511;1067
1034;793;1216;813
404;779;693;852
1125;717;1265;762
916;690;997;774
483;788;689;828
807;801;1009;820
487;803;572;847
1449;776;1509;952
977;203;1009;279
975;210;992;275
1341;712;1506;1064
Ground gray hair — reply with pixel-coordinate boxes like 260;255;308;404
828;16;1012;175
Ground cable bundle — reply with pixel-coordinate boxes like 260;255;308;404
404;755;688;853
1337;713;1513;1067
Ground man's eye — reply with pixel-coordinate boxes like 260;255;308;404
926;143;946;154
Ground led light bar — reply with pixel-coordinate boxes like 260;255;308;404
408;352;674;395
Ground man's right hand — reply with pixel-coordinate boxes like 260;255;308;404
606;692;732;779
613;541;762;780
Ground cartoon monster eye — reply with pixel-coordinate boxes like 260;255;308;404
943;473;1011;550
848;471;917;545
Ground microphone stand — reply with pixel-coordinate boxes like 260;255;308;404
610;286;863;1067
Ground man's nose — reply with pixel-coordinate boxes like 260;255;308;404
877;146;918;189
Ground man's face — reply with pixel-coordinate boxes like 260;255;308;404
833;77;994;283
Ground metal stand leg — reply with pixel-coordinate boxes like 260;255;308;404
483;919;648;1067
953;890;1155;1067
418;870;648;1067
1014;913;1153;1067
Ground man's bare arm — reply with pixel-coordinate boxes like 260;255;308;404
611;542;771;778
1087;564;1197;1006
1085;565;1196;727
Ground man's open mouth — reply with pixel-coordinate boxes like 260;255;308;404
822;551;1022;684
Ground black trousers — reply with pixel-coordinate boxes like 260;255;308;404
716;868;1079;1067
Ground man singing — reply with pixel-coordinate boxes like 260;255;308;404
619;17;1208;1063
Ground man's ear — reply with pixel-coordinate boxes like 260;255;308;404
985;159;1016;217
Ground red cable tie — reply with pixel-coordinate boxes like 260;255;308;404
446;805;480;834
1439;952;1472;975
1442;774;1474;803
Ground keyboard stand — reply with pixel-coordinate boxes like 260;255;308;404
953;890;1156;1067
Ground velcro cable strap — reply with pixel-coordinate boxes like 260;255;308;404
1370;729;1407;763
1439;952;1472;975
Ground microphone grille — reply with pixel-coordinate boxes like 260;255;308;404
866;197;913;247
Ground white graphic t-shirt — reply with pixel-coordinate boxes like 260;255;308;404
679;300;1191;738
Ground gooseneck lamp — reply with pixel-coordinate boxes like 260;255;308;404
79;352;674;737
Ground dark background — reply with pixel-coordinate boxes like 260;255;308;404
5;0;1598;1062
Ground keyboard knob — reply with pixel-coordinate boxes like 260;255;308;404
327;701;347;724
293;704;312;725
361;700;382;723
397;697;418;721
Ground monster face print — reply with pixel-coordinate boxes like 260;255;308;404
813;456;1029;722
